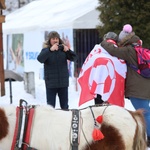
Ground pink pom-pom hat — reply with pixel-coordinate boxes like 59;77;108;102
118;24;133;41
123;24;132;33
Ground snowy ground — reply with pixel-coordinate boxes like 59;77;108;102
0;77;149;149
0;77;135;110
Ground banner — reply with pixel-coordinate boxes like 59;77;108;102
78;44;127;106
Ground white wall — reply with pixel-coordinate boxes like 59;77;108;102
23;31;44;76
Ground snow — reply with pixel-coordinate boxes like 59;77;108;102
0;77;149;149
0;77;135;110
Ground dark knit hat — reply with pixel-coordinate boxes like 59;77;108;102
48;31;60;39
103;32;118;41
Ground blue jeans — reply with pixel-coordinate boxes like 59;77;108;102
129;97;150;137
46;87;69;109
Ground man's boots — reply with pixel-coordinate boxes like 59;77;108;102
94;94;103;104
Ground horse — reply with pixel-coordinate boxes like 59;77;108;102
0;101;147;150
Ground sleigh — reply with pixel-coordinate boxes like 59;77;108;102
0;99;147;150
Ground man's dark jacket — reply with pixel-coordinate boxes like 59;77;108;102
37;47;77;88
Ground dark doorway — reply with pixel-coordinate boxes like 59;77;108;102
73;29;102;77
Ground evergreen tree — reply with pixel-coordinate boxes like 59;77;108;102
97;0;150;47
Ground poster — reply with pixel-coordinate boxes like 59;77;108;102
7;34;24;76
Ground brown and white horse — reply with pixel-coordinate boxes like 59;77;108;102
0;103;147;150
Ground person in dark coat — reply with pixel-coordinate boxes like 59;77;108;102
37;31;77;109
101;24;150;147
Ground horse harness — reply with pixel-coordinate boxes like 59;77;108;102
11;100;81;150
11;99;109;150
71;109;80;150
70;103;109;150
11;99;37;150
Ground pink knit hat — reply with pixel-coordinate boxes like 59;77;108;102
118;24;133;41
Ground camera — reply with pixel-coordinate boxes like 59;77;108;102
58;44;64;50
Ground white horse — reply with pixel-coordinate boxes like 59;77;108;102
0;102;147;150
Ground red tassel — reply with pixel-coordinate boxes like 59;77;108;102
92;128;104;141
96;115;103;124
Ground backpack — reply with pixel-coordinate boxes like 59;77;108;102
129;44;150;78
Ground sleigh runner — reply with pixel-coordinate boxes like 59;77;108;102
0;99;147;150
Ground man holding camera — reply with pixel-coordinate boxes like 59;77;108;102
37;31;77;109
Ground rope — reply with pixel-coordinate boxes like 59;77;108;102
80;116;91;150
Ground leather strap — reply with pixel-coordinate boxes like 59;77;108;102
71;109;79;150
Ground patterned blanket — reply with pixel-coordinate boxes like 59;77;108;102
78;44;127;106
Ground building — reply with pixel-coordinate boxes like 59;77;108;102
2;0;101;96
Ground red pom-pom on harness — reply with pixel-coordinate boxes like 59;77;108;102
92;127;104;141
96;115;103;124
92;115;104;141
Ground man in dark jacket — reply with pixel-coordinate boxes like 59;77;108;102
101;24;150;147
37;31;77;109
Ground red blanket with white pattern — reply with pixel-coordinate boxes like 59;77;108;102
78;44;127;106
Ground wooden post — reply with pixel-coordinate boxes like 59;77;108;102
0;0;6;96
0;22;5;96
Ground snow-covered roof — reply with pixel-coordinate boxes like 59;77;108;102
3;0;101;34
